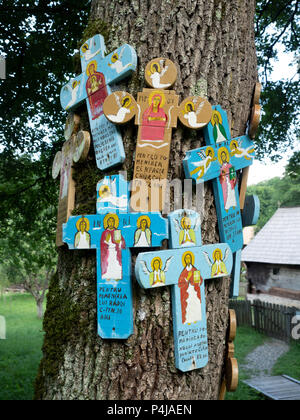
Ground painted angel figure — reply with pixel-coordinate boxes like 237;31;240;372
173;213;201;247
107;92;133;124
140;256;174;288
108;47;133;74
81;38;106;62
183;99;207;129
230;139;255;161
203;248;230;278
149;60;170;89
190;147;217;180
97;177;128;210
64;80;81;110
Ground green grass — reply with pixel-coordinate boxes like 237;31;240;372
0;293;44;400
226;326;269;400
272;340;300;381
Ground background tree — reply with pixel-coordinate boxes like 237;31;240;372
248;173;300;231
35;0;259;400
255;0;299;161
0;0;90;230
0;211;56;318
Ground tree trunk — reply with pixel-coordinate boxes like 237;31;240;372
35;0;258;400
36;299;44;320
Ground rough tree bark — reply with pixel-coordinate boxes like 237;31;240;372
35;0;258;400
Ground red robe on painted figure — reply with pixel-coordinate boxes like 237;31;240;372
86;71;108;120
178;265;203;325
141;94;167;142
100;228;126;280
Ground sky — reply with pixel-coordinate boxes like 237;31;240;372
248;46;299;186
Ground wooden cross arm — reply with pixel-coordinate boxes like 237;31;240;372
60;43;137;112
184;135;255;184
103;91;138;125
135;244;233;290
103;44;137;85
63;212;169;251
63;215;99;250
183;145;221;184
60;74;86;111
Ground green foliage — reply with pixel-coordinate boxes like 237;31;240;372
0;0;90;155
248;173;300;231
286;151;300;178
255;80;299;160
255;0;299;160
0;0;90;233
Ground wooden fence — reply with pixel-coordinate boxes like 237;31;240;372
229;299;297;343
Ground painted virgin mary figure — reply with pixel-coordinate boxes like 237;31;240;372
218;148;237;212
100;214;126;281
178;252;203;325
86;61;108;120
140;92;168;146
211;110;228;144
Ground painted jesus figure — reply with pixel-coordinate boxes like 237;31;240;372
178;253;203;325
100;215;126;281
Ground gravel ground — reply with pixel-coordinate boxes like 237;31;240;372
241;339;290;378
247;293;300;310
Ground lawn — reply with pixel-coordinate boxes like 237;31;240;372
0;293;44;401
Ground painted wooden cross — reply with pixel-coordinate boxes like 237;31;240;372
135;209;233;372
103;57;213;211
52;113;91;247
183;106;256;297
62;174;168;339
60;34;137;170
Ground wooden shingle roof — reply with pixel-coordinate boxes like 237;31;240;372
242;207;300;265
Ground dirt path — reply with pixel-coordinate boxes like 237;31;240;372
241;339;290;378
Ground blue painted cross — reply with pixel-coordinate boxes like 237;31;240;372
60;34;137;170
63;174;168;339
183;106;255;297
135;209;233;372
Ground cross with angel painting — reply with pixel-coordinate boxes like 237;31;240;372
63;174;169;340
135;209;234;372
60;34;137;170
183;105;256;296
103;57;213;211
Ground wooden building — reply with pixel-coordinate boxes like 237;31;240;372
242;207;300;300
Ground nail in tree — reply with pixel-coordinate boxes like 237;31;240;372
135;209;233;372
60;34;137;170
103;58;213;211
52;113;91;247
62;174;168;339
183;106;256;297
